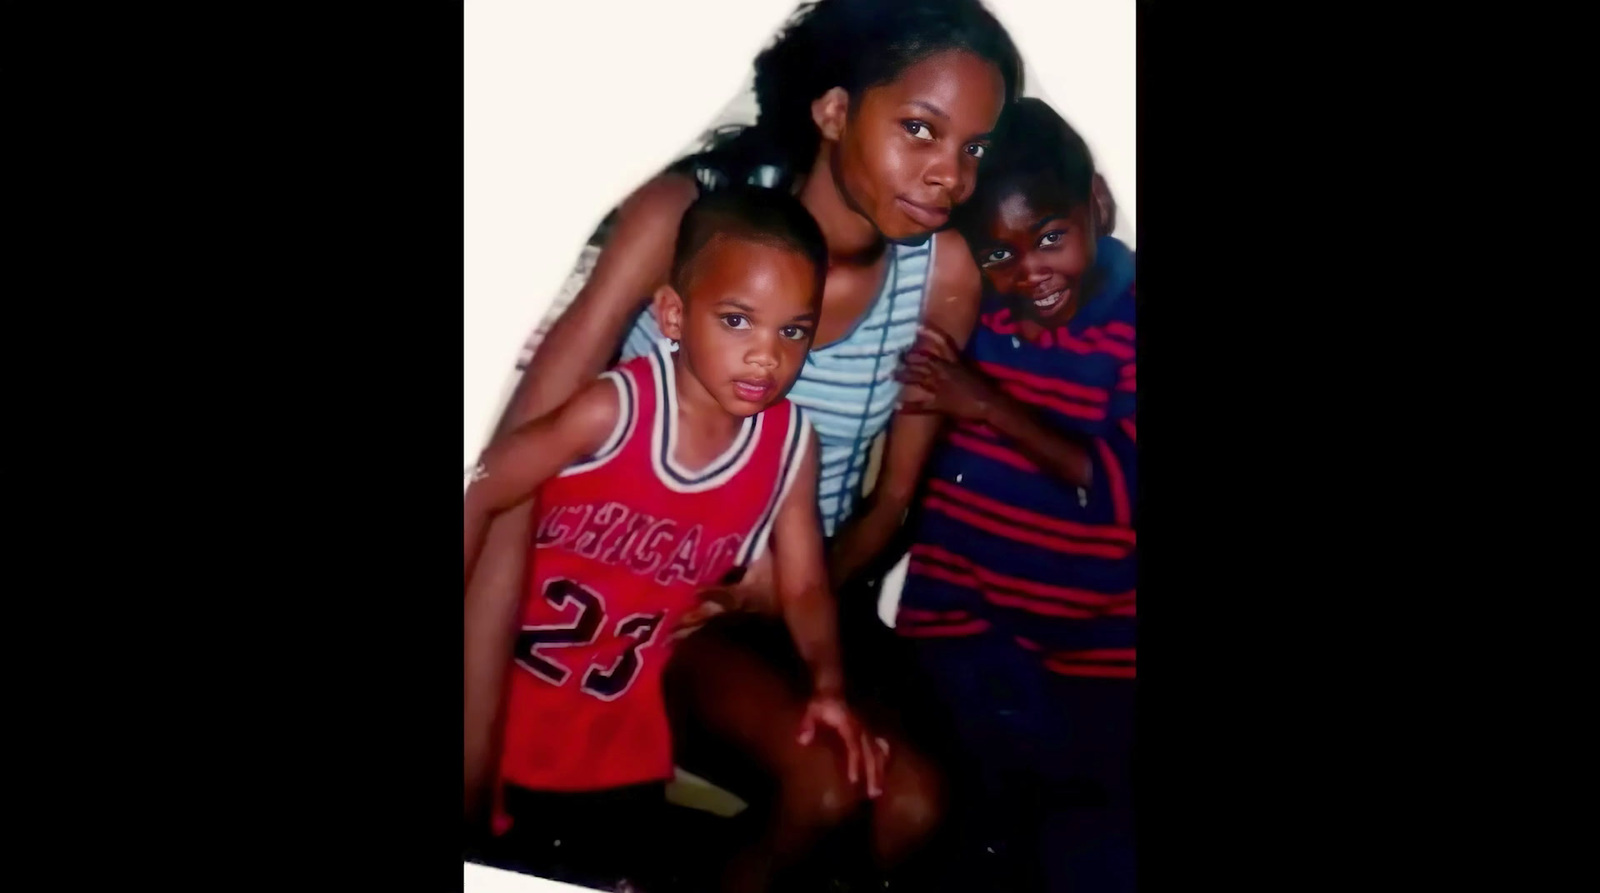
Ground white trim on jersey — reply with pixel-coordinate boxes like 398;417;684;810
647;339;763;494
556;369;637;478
736;404;814;567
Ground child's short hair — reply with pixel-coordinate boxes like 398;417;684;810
671;185;828;299
954;97;1096;240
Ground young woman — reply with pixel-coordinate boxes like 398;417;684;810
465;1;1023;887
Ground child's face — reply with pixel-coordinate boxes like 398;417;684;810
969;190;1097;324
658;236;820;416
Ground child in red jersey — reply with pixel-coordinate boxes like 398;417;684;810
464;186;882;891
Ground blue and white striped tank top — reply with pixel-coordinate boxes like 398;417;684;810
621;239;935;537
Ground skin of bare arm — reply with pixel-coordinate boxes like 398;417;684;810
770;430;887;796
463;380;621;583
825;228;984;593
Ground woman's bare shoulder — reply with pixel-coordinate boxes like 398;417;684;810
923;229;984;341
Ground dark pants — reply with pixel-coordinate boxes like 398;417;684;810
910;632;1136;893
475;783;667;890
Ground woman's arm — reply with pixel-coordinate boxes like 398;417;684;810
826;229;984;591
495;173;700;433
464;378;620;582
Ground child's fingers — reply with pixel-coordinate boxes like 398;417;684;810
843;727;862;786
909;337;951;363
919;322;959;347
685;601;725;624
916;324;960;360
893;365;932;385
894;376;941;398
669;603;723;640
896;382;937;413
694;586;741;611
901;351;945;371
862;732;885;798
677;588;738;626
900;354;948;375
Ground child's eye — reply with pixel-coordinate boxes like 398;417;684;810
965;143;987;159
721;314;750;329
981;248;1013;267
903;120;934;141
780;325;811;342
1038;230;1066;248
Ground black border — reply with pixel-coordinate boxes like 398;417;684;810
23;1;1451;886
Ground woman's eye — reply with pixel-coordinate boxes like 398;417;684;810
722;314;750;329
903;121;934;141
966;143;987;159
981;249;1013;267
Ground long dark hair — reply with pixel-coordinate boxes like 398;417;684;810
671;0;1024;194
952;96;1098;241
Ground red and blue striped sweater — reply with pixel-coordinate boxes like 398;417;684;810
896;236;1137;679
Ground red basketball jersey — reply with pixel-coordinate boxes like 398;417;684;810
497;343;811;795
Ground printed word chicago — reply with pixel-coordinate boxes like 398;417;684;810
535;501;744;587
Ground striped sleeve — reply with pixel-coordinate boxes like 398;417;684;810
1090;289;1136;528
1106;287;1136;429
976;360;1116;439
1087;426;1137;531
973;302;1133;441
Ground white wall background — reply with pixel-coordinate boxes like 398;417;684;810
464;2;1133;886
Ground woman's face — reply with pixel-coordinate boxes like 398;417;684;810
833;50;1008;243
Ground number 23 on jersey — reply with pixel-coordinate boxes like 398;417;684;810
513;577;667;702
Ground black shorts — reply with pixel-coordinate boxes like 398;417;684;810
475;783;667;890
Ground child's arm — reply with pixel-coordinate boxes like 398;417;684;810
769;428;886;798
463;377;621;584
896;325;1095;489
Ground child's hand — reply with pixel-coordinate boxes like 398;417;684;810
797;693;889;799
910;323;962;363
671;588;736;641
895;324;997;422
671;552;779;641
